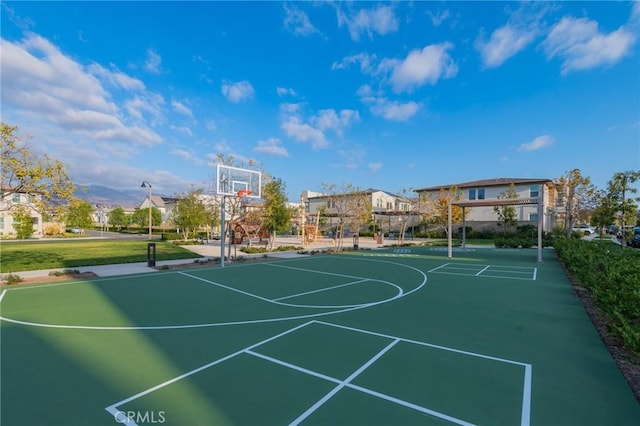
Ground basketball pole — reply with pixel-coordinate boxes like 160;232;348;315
220;195;226;268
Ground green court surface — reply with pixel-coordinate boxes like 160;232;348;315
1;247;639;425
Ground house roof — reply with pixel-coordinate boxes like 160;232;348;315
415;177;552;192
307;188;406;200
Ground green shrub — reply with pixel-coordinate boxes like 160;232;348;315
4;273;23;285
554;239;640;354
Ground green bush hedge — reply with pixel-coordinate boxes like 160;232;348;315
554;239;640;354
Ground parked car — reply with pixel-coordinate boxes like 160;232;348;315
572;224;596;235
630;227;640;248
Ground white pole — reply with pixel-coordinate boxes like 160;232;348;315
220;196;226;268
447;195;453;259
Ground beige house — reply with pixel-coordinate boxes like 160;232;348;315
415;177;559;231
303;188;413;235
139;195;179;226
0;188;44;237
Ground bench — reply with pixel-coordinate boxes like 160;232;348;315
247;238;269;248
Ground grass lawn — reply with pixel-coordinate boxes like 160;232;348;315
0;240;201;273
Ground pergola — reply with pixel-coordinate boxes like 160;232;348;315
448;196;545;263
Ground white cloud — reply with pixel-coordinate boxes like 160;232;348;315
517;135;554;151
331;53;378;74
125;94;164;121
169;125;193;136
281;115;328;150
427;9;450;27
143;48;162;74
337;4;398;41
170;148;193;161
368;162;383;173
370;98;420;121
254;138;290;157
276;86;298;97
542;17;636;75
88;63;146;91
221;80;255;103
284;5;320;36
313;109;360;136
0;33;162;146
390;43;458;93
171;100;193;117
280;104;359;149
357;85;420;121
476;25;536;68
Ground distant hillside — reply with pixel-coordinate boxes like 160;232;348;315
74;185;143;208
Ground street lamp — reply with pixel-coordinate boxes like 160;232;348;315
141;181;153;240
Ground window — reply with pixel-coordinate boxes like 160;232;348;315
530;185;539;198
468;189;476;200
529;213;538;222
478;188;485;200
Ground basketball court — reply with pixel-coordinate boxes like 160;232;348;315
1;248;639;425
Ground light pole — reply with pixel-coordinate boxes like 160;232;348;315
141;181;153;240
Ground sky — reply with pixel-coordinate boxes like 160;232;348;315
1;1;639;202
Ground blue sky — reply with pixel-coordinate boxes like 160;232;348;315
1;1;639;201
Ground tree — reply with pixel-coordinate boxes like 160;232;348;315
606;170;640;248
132;207;161;230
262;178;291;248
555;169;596;235
64;198;94;232
420;187;466;237
12;204;35;239
320;183;372;251
108;207;128;231
494;183;518;235
1;123;76;212
590;190;617;238
171;188;208;240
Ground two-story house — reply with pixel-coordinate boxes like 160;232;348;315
414;177;558;231
303;188;413;236
0;187;44;237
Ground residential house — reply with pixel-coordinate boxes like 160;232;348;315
414;178;559;231
0;187;44;237
139;195;179;227
303;188;413;235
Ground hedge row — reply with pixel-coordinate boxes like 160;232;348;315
554;239;640;354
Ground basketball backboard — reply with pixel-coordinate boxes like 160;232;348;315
216;165;261;198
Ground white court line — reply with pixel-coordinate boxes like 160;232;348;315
0;290;6;304
475;265;491;276
315;320;529;367
347;383;475;426
273;279;369;302
105;321;314;417
1;258;426;330
248;347;474;426
181;271;402;309
488;269;533;275
480;275;535;282
317;321;531;426
288;339;400;426
532;268;537;281
522;364;533;426
428;263;450;273
177;271;274;303
266;262;378;281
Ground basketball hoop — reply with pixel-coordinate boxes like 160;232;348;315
237;189;252;198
